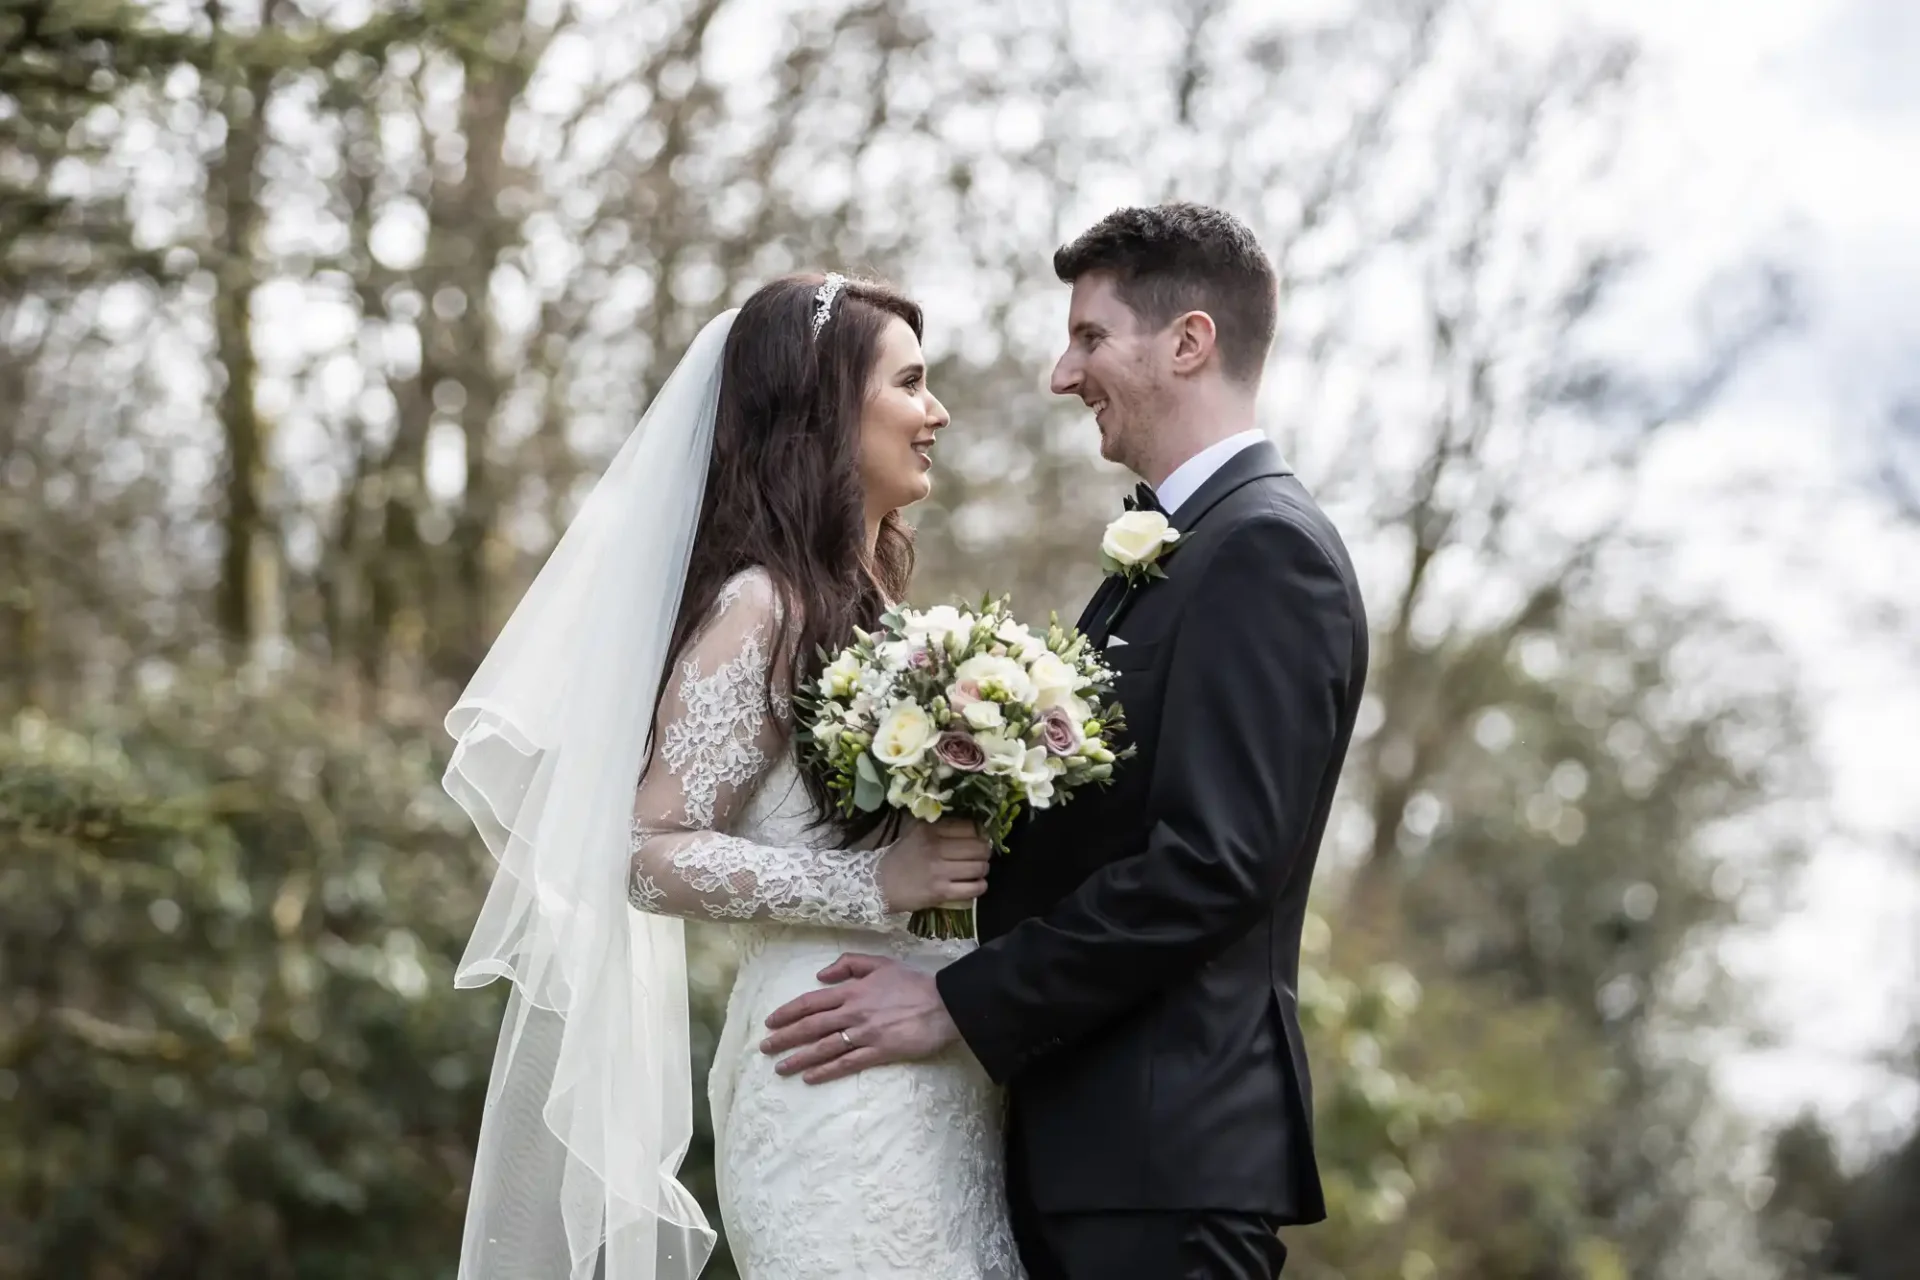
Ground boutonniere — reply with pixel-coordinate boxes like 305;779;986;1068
1099;510;1181;587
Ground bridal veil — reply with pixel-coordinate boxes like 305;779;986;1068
442;309;738;1280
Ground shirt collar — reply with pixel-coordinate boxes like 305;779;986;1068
1151;430;1268;519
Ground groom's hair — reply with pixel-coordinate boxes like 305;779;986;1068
1054;203;1277;383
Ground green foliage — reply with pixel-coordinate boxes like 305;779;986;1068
1352;596;1812;1275
0;665;1460;1279
1290;910;1628;1280
0;675;505;1279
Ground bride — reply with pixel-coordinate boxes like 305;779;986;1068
442;273;1022;1280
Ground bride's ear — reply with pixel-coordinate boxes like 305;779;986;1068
1168;310;1218;376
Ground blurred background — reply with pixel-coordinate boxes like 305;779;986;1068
2;0;1916;1277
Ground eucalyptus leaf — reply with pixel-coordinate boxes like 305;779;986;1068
852;752;886;812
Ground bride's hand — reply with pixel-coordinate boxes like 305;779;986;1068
878;818;991;913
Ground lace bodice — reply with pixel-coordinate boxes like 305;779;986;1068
628;569;899;932
630;569;1019;1280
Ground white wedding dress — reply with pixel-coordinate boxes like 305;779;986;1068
627;569;1021;1280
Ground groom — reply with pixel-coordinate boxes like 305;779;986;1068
761;203;1368;1278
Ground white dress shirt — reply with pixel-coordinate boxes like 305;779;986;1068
1151;429;1268;518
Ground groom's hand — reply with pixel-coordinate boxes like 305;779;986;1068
760;954;959;1084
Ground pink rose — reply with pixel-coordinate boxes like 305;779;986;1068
908;645;934;670
933;730;987;772
948;679;983;710
1040;705;1083;757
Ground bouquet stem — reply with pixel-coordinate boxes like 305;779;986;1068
909;903;977;942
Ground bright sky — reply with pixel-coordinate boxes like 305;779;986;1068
1548;0;1920;1159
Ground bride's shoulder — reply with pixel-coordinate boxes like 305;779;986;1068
702;569;801;704
707;566;802;637
715;565;783;618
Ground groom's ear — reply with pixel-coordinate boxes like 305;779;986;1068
1167;310;1219;377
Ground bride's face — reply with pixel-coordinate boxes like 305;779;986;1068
858;317;949;514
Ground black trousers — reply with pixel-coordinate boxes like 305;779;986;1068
1007;1152;1287;1280
1010;1202;1287;1279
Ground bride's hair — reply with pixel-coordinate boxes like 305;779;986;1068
663;272;921;822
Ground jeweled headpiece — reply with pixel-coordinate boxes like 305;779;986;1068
811;272;847;340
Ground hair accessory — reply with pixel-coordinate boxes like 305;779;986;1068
811;272;847;339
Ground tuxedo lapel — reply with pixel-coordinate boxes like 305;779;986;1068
1077;572;1126;637
1165;440;1292;529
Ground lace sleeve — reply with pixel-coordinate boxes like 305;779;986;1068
627;570;896;931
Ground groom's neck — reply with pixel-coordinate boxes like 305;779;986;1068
1137;388;1260;488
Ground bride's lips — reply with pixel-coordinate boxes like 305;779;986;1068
910;439;935;469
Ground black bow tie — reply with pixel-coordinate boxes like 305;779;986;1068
1123;482;1165;515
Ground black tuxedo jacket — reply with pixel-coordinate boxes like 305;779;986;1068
937;442;1368;1223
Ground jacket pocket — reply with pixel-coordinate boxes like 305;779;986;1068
1101;637;1162;673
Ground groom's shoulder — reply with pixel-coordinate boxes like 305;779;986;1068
1188;486;1366;645
1207;474;1354;579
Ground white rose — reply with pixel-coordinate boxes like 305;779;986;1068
953;654;1036;706
974;731;1028;776
1026;652;1079;701
962;700;1004;731
872;701;936;767
1101;510;1180;568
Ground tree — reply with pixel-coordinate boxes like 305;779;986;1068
0;1;1833;1276
0;1;207;709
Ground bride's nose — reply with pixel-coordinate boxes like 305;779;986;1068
926;394;950;430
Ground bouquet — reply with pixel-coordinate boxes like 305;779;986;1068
794;598;1132;939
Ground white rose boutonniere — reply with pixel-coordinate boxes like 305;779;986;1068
1100;509;1181;586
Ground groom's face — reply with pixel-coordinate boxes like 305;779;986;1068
1051;272;1163;471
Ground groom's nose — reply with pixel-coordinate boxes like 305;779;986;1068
1050;351;1080;397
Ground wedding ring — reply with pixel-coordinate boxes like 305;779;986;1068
839;1030;855;1049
